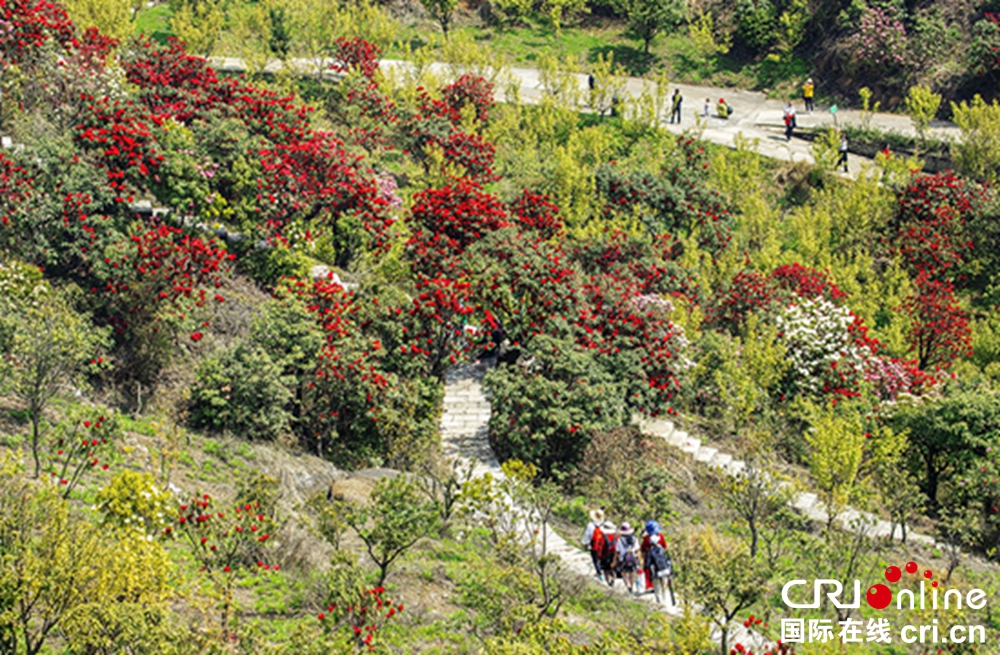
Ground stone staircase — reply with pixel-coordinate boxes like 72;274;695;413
438;363;757;647
632;416;935;547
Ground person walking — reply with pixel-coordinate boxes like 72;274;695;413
599;521;618;587
703;98;711;118
640;520;669;602
717;98;732;119
783;101;796;142
583;509;605;580
802;77;815;113
614;522;641;596
670;89;682;124
838;132;849;173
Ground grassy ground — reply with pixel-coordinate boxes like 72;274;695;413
133;3;174;43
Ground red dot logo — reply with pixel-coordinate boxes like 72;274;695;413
867;584;892;610
924;569;933;579
905;561;918;574
885;566;901;583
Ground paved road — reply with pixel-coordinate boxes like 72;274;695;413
211;55;962;179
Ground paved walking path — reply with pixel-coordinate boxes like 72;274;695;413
209;55;961;179
439;362;759;649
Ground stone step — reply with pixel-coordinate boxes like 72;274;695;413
643;419;675;438
679;435;701;454
665;429;687;447
709;452;732;469
792;492;818;512
726;459;745;475
694;446;718;463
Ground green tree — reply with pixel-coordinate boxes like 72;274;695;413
892;391;1000;511
624;0;686;54
676;527;765;655
0;288;108;478
268;6;291;59
420;0;459;38
63;0;132;40
0;456;171;655
345;476;439;585
170;0;225;57
905;84;942;152
804;403;866;524
951;95;1000;183
721;454;790;559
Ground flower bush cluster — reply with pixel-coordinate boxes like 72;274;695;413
317;586;403;651
849;5;909;70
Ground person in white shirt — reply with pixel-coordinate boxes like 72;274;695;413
582;509;605;578
614;521;641;595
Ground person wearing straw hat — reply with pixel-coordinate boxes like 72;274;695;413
583;509;606;579
614;521;640;595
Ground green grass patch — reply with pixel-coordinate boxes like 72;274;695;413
132;4;174;43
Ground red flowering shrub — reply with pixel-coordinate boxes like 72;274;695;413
439;73;495;125
73;95;163;201
770;263;847;304
508;189;563;240
406;181;509;276
331;36;381;79
706;270;777;336
44;409;119;498
402;85;498;183
317;586;403;651
171;494;277;635
405;275;474;380
888;171;985;283
903;272;972;370
0;0;75;67
256;133;393;265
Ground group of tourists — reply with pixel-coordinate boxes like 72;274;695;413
582;509;674;605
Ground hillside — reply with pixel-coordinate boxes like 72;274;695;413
2;0;1000;654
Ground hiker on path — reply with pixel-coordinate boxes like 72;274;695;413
838;132;849;172
614;522;641;596
717;98;732;119
783;101;796;142
802;78;815;113
703;98;711;117
670;89;682;124
599;521;619;587
640;520;670;603
583;509;606;580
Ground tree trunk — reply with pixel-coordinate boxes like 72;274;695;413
31;408;41;479
749;523;758;559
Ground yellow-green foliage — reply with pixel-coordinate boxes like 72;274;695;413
804;402;866;515
810;127;841;172
63;0;132;40
587;52;626;118
714;314;789;428
951;95;1000;183
0;455;172;655
904;84;942;149
95;469;174;536
802;401;904;515
170;0;225;56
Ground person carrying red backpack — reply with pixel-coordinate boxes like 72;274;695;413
597;521;618;587
583;509;606;581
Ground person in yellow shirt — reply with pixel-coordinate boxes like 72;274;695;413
802;78;814;113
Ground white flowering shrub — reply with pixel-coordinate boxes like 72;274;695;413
775;297;868;397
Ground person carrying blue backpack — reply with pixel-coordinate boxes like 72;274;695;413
641;520;674;604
